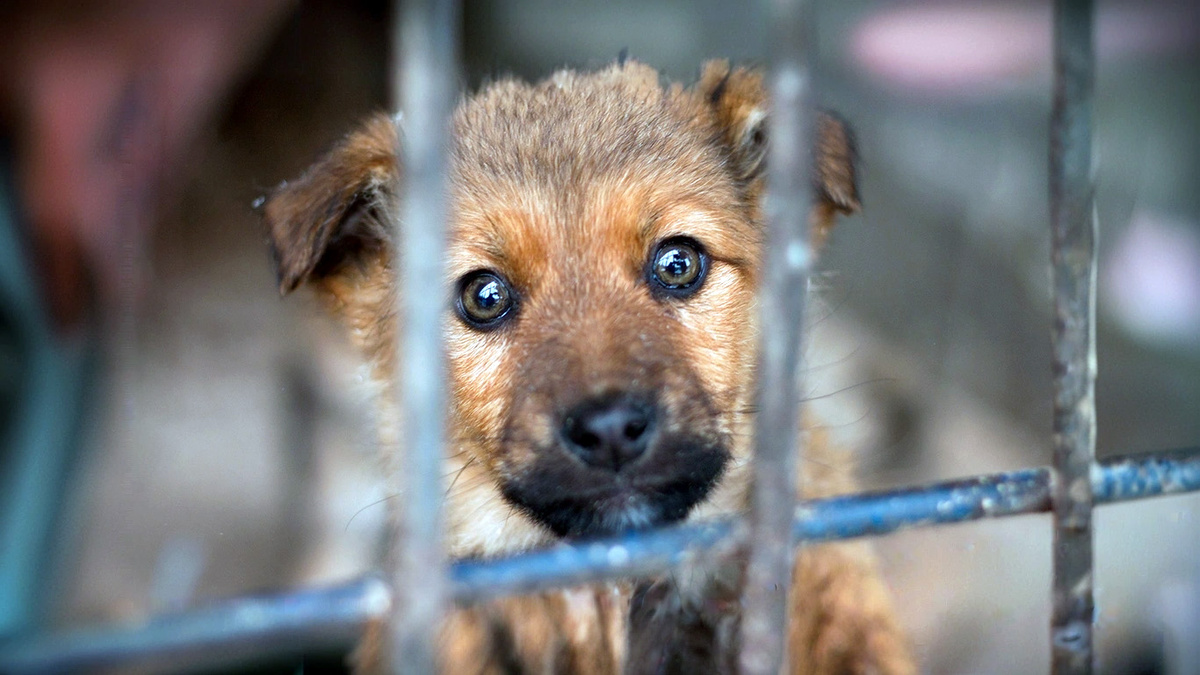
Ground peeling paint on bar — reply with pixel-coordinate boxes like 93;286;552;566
1093;448;1200;502
1048;0;1097;671
452;519;741;602
451;469;1061;602
389;0;459;673
7;451;1196;674
739;0;815;672
794;468;1052;543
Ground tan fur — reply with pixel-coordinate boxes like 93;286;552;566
264;59;911;674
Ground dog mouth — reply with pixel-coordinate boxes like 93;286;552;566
499;435;728;539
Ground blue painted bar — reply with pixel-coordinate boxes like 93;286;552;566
451;518;737;601
794;468;1051;543
0;575;390;675
453;468;1056;602
1093;447;1200;503
2;450;1196;674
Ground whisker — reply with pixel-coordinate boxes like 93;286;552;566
805;285;852;328
802;345;864;373
345;492;402;532
444;456;479;498
802;377;895;403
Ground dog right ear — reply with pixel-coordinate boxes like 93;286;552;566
698;61;861;249
261;113;401;295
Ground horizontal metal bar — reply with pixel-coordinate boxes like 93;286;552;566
452;467;1057;602
453;515;739;602
1092;447;1200;503
3;448;1196;674
0;575;390;675
795;467;1050;542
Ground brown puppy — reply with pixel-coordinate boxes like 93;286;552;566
263;60;913;674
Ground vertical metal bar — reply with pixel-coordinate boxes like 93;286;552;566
389;0;458;673
1049;0;1097;672
739;0;813;672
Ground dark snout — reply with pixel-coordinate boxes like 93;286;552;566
501;388;728;540
561;394;656;472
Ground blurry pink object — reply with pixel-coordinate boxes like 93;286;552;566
1104;212;1200;346
852;2;1199;95
1;1;292;326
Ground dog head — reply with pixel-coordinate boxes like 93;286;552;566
262;60;858;549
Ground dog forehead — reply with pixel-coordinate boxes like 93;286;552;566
443;65;756;283
449;65;720;199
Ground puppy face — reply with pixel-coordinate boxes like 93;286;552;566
263;61;858;551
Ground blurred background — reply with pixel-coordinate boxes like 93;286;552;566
0;1;1197;673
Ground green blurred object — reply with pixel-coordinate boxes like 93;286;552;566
0;156;93;639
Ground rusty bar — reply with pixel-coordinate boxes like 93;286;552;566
389;0;459;672
1048;0;1098;671
739;0;815;672
5;451;1199;674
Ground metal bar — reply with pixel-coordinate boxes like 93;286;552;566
740;0;814;671
0;576;390;675
390;0;459;672
452;449;1199;603
1048;0;1097;671
1091;447;1200;503
454;467;1056;603
3;450;1197;674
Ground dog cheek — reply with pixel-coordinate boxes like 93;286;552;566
465;335;559;476
674;266;758;413
502;401;558;471
446;328;519;466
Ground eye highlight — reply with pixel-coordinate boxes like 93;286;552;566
648;237;708;297
457;271;516;329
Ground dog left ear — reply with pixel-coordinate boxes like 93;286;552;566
260;113;400;295
698;61;860;247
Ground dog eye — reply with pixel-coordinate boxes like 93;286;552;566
649;238;708;297
457;271;516;328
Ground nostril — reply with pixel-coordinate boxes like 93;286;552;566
623;418;647;441
564;416;597;449
568;422;601;449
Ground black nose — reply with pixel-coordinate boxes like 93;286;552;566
561;396;655;472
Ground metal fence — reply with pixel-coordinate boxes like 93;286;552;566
3;0;1200;673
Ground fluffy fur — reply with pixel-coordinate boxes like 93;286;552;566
263;59;913;674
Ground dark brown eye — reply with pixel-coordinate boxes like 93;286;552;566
457;271;515;328
649;238;707;297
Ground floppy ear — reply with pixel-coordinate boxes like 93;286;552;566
698;61;770;184
698;61;860;248
809;111;860;247
261;113;401;295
